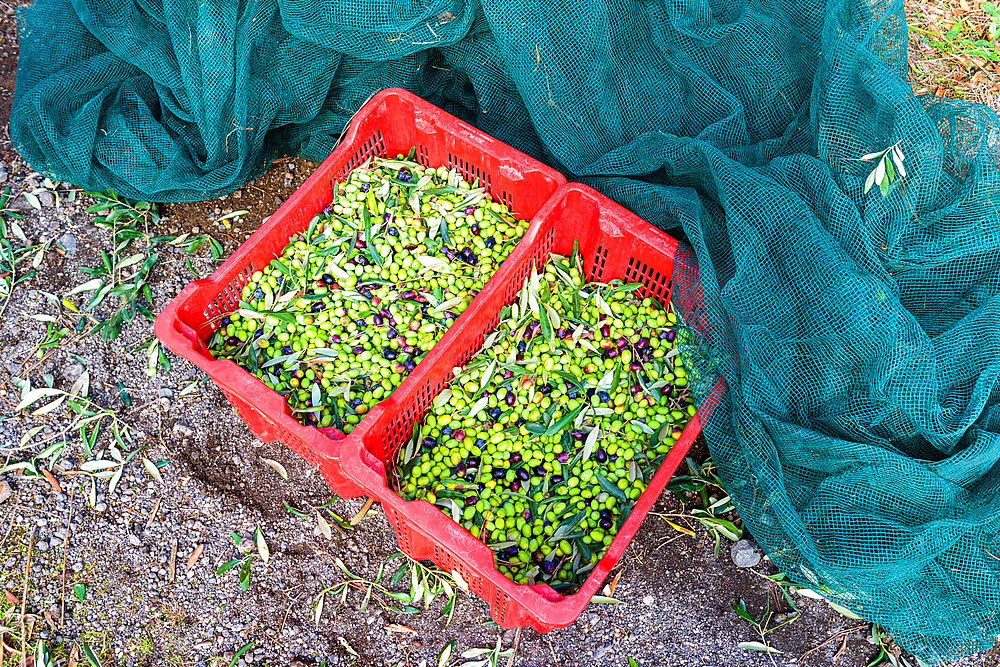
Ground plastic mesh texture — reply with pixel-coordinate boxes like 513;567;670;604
11;0;1000;661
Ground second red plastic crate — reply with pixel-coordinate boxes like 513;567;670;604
340;183;727;632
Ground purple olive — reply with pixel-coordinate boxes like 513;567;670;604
454;465;467;477
599;519;613;530
533;465;546;477
509;453;522;464
509;480;521;492
226;336;240;346
595;448;608;463
516;468;530;482
466;456;481;468
551;474;564;484
491;468;506;480
505;393;517;407
464;495;478;507
600;325;611;337
556;452;570;463
665;329;677;342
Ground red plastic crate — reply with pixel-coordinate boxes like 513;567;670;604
339;183;727;632
153;88;565;496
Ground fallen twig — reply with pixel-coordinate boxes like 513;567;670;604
800;624;868;662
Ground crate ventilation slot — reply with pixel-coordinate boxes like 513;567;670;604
625;257;670;303
448;153;493;192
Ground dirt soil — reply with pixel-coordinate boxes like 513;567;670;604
1;4;1000;667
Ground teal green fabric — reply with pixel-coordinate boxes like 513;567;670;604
11;0;1000;661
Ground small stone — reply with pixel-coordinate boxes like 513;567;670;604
642;595;654;606
66;363;85;382
232;190;242;199
38;191;56;208
129;534;141;547
192;226;201;234
0;481;11;504
9;195;34;212
273;197;284;207
0;170;8;184
59;233;77;257
157;387;173;399
172;422;194;439
731;539;762;568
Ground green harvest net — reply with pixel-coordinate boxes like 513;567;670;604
11;0;1000;661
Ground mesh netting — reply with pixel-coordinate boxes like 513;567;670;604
11;0;1000;661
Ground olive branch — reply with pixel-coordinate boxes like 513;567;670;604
861;142;906;197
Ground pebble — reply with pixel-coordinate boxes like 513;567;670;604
9;194;34;212
172;422;194;438
129;534;141;547
0;481;10;504
38;191;56;208
66;363;86;382
59;233;77;257
642;595;654;606
731;539;762;568
157;387;174;399
0;170;7;183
